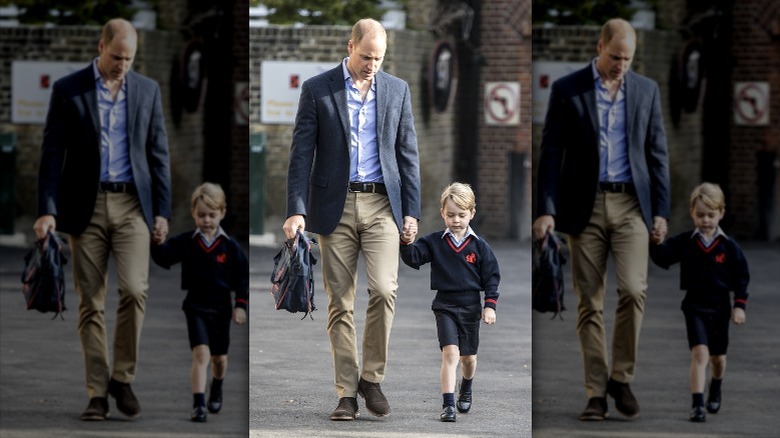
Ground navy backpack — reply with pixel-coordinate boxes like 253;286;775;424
21;231;67;319
532;231;566;319
270;230;317;319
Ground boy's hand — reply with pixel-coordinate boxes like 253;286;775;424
400;229;416;243
732;307;745;325
233;307;247;325
482;307;496;325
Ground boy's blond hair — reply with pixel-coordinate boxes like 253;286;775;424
191;182;226;211
690;182;725;211
440;182;476;212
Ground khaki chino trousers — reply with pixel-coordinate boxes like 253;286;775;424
318;192;399;398
567;192;648;398
68;192;150;398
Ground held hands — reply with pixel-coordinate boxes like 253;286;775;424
152;216;169;245
401;216;418;243
233;307;247;325
651;216;667;244
732;307;745;325
482;307;496;325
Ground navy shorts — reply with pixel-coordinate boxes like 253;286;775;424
683;306;730;355
432;300;482;356
184;301;232;355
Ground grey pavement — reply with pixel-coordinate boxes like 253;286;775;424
249;239;532;438
0;240;250;438
532;241;780;438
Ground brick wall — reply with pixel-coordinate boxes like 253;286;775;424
250;25;459;240
730;0;780;239
531;25;706;236
0;25;204;237
251;0;533;242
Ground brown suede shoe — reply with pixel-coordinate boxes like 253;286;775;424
108;378;141;418
330;397;359;421
578;397;608;421
358;378;390;417
80;397;110;421
607;378;639;418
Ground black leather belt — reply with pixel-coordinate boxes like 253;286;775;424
598;182;635;194
99;181;136;194
348;181;387;195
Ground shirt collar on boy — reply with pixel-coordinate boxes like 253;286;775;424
193;226;228;247
691;226;728;248
442;226;479;248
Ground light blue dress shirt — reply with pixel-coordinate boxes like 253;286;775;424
342;59;383;183
93;59;133;183
592;59;632;183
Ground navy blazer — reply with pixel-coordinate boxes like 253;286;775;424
37;64;172;235
286;64;421;235
535;65;670;235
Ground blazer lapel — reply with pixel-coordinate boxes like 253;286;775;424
80;67;101;142
578;68;599;143
375;71;387;142
125;72;138;148
624;71;638;148
327;66;351;146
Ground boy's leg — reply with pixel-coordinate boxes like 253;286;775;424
689;345;709;394
440;346;460;394
191;345;210;395
458;354;477;414
208;355;227;414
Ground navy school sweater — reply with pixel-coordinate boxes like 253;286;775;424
400;231;500;310
151;230;249;311
650;230;749;310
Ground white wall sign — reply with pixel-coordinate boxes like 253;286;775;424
734;82;769;126
12;61;85;124
484;82;520;126
532;61;582;124
261;61;335;124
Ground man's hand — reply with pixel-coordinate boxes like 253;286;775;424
402;216;418;236
651;216;667;244
483;307;496;325
532;215;555;241
283;215;306;240
233;307;247;325
152;216;169;245
33;215;56;240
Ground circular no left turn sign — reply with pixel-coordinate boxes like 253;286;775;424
485;82;520;126
734;82;769;126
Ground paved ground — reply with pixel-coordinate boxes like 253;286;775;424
0;240;250;438
532;240;780;438
249;239;532;438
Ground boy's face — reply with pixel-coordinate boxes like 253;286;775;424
192;199;225;237
690;199;724;237
441;198;475;236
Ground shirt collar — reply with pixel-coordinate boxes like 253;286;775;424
92;57;127;90
192;226;228;242
342;58;377;89
691;226;728;241
591;57;625;91
441;226;479;241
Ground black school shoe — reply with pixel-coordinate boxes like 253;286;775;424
457;386;472;413
690;405;706;422
207;391;222;414
191;405;207;422
441;405;457;422
706;390;721;414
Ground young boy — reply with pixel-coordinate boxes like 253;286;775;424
650;182;749;423
151;183;248;422
399;182;500;422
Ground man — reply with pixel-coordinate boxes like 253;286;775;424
283;18;420;421
533;18;670;421
33;18;171;421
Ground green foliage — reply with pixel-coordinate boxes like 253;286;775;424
260;0;386;26
532;0;638;26
3;0;137;26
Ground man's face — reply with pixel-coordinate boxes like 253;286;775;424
97;35;137;82
596;35;635;82
346;35;386;82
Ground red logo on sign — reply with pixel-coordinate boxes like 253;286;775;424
290;74;299;89
40;75;50;89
